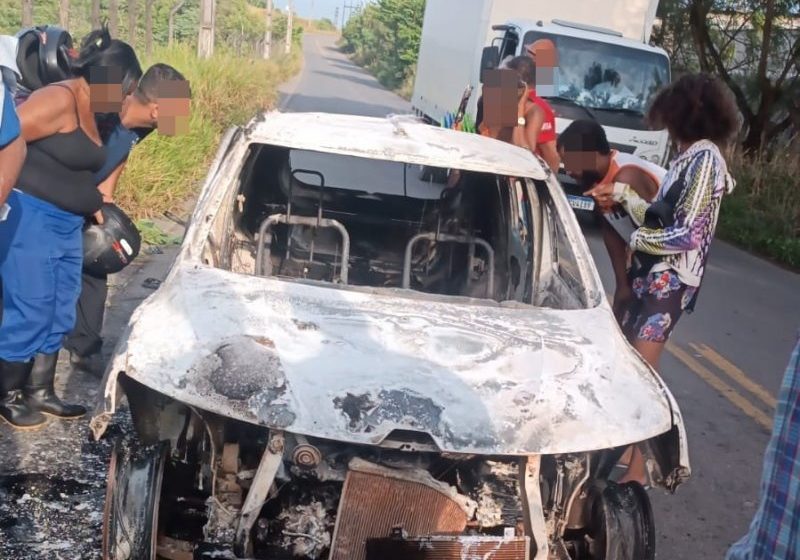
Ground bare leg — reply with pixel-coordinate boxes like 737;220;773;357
633;339;666;370
618;339;666;485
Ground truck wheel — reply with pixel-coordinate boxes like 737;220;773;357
586;481;655;560
102;439;169;560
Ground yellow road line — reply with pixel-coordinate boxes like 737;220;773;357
667;344;773;431
601;290;773;429
689;343;777;409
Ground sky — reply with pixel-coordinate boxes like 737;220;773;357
288;0;369;25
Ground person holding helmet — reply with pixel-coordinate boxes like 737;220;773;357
66;63;191;375
13;25;75;104
0;26;141;430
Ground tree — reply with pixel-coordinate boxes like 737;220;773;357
128;0;137;45
341;0;425;90
168;0;186;46
109;0;119;35
145;0;154;54
655;0;800;153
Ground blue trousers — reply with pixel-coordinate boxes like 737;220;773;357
0;190;84;362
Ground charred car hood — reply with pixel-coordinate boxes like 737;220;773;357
99;265;677;455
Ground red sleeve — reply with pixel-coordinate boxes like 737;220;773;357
536;100;556;144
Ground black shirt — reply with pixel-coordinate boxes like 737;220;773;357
16;85;107;215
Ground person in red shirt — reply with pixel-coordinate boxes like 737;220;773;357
505;56;560;172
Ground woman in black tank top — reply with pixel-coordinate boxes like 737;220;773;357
0;27;141;430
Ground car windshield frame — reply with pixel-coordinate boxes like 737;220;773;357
523;31;671;115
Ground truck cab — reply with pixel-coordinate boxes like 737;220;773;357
489;19;671;170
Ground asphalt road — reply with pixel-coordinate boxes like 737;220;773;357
280;33;800;559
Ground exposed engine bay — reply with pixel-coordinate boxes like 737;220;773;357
105;395;656;560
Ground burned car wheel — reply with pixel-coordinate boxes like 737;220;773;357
585;481;655;560
102;439;168;560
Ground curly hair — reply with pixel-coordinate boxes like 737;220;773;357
647;73;740;147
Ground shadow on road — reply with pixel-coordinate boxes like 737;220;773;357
312;69;392;92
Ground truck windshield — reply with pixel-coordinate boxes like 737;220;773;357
523;32;670;115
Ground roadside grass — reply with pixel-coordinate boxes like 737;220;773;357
719;148;800;269
116;44;301;219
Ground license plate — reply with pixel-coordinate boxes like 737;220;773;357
567;195;595;212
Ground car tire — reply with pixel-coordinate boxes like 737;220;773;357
102;438;168;560
586;481;656;560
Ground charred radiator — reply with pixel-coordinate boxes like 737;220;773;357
366;534;530;560
329;459;474;560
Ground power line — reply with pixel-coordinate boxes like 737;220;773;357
341;1;363;29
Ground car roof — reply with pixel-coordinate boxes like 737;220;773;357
244;111;549;181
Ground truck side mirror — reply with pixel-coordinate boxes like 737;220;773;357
480;46;500;84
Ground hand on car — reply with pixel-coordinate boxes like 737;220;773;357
584;183;616;212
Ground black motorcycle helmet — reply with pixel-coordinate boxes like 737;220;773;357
15;25;75;91
83;204;142;276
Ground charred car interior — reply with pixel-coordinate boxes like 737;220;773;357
208;144;590;310
98;114;689;560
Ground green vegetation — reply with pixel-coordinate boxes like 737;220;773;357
339;0;798;267
312;18;337;32
0;0;300;53
340;0;424;96
653;1;799;268
136;219;183;245
718;150;800;269
0;0;303;218
116;44;301;218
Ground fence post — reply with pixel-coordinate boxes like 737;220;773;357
198;0;216;59
285;0;293;55
264;0;273;59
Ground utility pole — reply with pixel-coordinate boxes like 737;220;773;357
284;1;293;54
342;2;360;30
198;0;215;59
334;7;339;29
22;0;33;27
263;0;273;59
59;0;69;29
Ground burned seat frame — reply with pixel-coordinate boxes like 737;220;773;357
254;169;352;284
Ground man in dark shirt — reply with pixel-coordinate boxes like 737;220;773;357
66;63;189;374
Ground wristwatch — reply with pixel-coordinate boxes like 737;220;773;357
517;116;526;126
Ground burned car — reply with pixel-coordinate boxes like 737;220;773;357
92;112;690;560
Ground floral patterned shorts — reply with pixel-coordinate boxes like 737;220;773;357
621;270;697;344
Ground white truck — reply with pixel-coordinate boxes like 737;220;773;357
412;0;671;174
